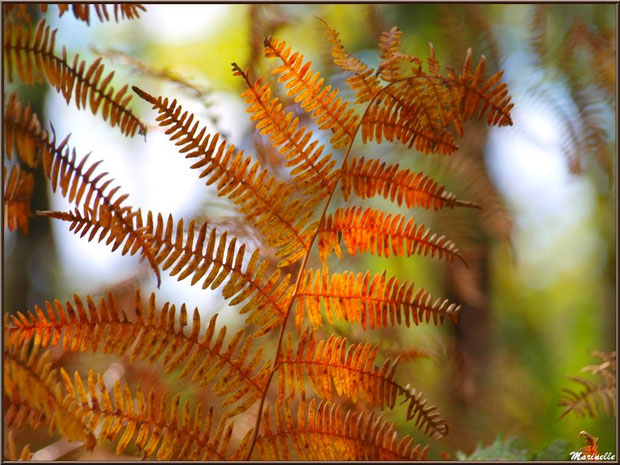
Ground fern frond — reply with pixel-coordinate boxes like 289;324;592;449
6;288;270;416
37;205;161;285
341;155;479;210
4;93;45;168
257;399;429;460
377;26;419;82
233;64;336;204
61;368;251;460
559;376;616;419
5;430;33;461
144;212;292;336
133;87;316;267
52;3;146;24
263;36;358;149
318;206;464;265
296;268;460;331
276;330;448;438
5;395;48;432
4;344;95;449
4;166;34;235
318;17;382;104
4;20;146;137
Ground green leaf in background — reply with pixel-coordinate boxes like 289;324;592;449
456;434;529;461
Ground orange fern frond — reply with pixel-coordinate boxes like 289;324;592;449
296;268;461;331
61;368;251;460
4;93;45;168
233;64;336;204
263;36;358;149
318;17;382;104
377;26;419;82
257;399;429;460
318;206;464;265
5;395;48;432
341;156;479;210
4;344;96;450
133;87;317;267
4;166;34;234
4;20;146;137
52;3;146;24
6;288;271;416
144;212;292;336
276;330;448;439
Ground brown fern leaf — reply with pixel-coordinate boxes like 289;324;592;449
257;399;429;460
4;20;146;137
5;395;48;432
52;3;146;24
4;166;35;234
458;48;514;127
318;206;464;265
263;35;358;149
4;344;96;450
276;329;448;439
341;155;479;210
144;212;292;336
6;288;270;416
296;268;461;331
318;17;382;104
39;205;162;278
4;93;45;168
233;64;336;204
361;76;460;155
377;26;419;82
61;368;252;460
133;87;316;267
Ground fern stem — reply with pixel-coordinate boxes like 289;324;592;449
244;79;398;460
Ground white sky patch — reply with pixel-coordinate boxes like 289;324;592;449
140;5;230;42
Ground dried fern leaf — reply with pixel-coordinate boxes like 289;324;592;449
257;399;430;460
318;206;464;265
559;376;616;419
5;430;33;461
318;17;382;104
296;268;461;331
6;288;270;416
4;93;45;168
144;212;292;336
61;369;251;460
4;20;146;137
52;3;146;24
4;344;96;450
377;26;419;82
5;395;48;432
133;87;317;267
276;330;448;439
4;165;34;234
233;64;336;204
37;204;160;286
341;155;479;210
263;35;358;149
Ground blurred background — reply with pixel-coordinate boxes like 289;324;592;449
4;3;616;460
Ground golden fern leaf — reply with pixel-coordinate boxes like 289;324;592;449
6;288;270;417
4;93;45;168
4;20;146;137
60;368;252;460
276;329;448;439
52;3;146;24
4;344;96;450
5;430;33;461
318;206;464;265
318;17;382;104
296;268;461;331
5;395;48;432
341;155;479;210
263;35;358;149
376;26;419;82
144;212;292;336
4;166;34;234
233;64;336;204
257;399;429;460
133;87;317;267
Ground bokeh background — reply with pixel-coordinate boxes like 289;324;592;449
4;3;616;460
